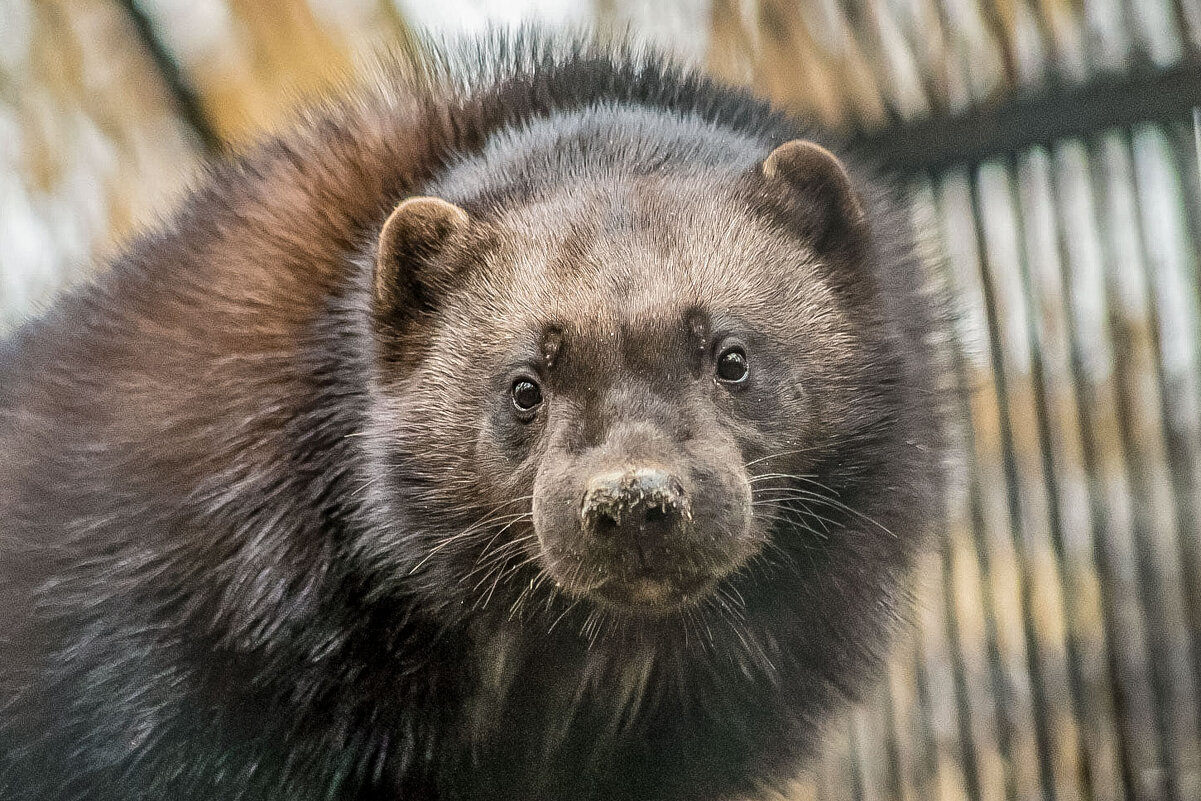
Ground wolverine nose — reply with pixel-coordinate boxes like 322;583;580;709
580;468;690;543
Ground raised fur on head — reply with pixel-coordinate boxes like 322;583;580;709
0;30;945;801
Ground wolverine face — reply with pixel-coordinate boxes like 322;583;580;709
500;304;763;613
471;173;871;615
365;130;900;621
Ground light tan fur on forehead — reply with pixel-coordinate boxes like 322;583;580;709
466;173;857;356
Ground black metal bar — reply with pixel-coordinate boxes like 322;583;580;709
852;61;1201;174
114;0;222;155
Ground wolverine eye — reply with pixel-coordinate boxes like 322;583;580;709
716;346;749;385
511;378;543;414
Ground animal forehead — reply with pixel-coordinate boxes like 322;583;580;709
460;176;840;354
489;178;776;308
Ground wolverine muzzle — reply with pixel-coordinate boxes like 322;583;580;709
580;467;691;547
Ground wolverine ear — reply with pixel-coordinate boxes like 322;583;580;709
374;196;471;313
759;140;865;250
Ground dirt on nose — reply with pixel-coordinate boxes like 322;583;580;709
580;467;692;534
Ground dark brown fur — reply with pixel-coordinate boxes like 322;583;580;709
0;32;945;801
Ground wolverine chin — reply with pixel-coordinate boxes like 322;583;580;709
588;572;719;614
539;542;752;616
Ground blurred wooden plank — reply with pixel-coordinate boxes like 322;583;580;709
981;155;1085;801
843;0;932;122
780;771;822;801
941;480;1011;801
707;0;853;130
1159;124;1201;785
974;0;1034;89
1081;0;1134;72
924;0;1009;109
1023;141;1127;801
917;175;1012;801
1126;125;1201;801
1180;0;1201;53
133;0;416;143
0;0;200;333
792;1;892;129
816;717;859;801
1087;131;1191;801
707;0;896;130
1124;0;1184;67
914;549;974;801
881;0;956;117
937;166;1045;801
851;689;893;801
115;0;221;151
601;0;711;62
1048;134;1169;801
884;629;925;801
1049;138;1146;801
704;0;758;89
1029;0;1088;83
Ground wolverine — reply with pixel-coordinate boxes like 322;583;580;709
0;32;944;801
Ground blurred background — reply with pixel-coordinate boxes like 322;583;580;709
2;1;1200;799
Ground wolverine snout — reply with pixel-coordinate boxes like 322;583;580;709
580;467;691;547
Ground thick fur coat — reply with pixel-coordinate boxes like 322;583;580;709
0;33;944;801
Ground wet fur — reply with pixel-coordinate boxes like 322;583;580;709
0;32;944;801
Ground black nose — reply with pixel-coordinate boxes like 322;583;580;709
580;468;690;543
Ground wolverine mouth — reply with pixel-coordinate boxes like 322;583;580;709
588;571;717;613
